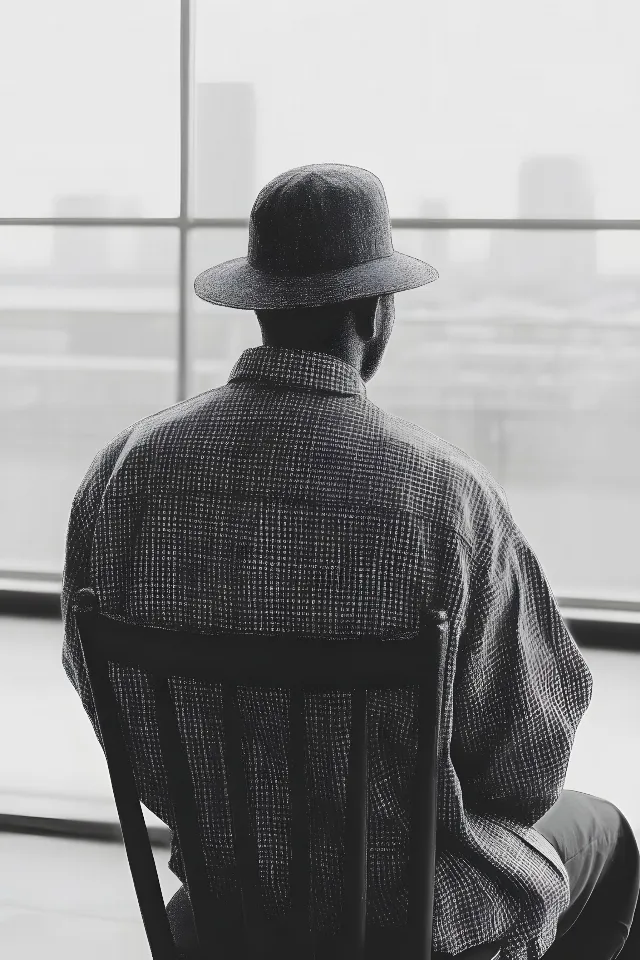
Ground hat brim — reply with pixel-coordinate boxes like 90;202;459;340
193;251;438;310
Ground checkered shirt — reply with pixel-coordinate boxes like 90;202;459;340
62;345;593;960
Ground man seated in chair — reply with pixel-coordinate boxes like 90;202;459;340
61;164;639;960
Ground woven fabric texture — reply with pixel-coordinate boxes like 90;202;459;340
62;345;592;960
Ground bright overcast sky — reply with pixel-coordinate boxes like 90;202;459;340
2;0;640;222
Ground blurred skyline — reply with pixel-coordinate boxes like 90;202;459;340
1;80;639;284
2;0;640;221
2;75;640;280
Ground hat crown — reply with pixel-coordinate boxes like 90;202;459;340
248;164;394;277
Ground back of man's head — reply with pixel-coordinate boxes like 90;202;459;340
256;300;360;350
255;294;395;382
256;294;393;347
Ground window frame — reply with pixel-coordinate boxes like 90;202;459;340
1;0;638;629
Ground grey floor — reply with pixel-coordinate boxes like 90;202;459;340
1;616;639;957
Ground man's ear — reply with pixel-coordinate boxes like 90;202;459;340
352;296;379;342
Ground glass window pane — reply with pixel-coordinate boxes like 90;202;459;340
194;0;640;218
368;228;640;599
0;226;179;574
188;228;258;397
1;0;180;217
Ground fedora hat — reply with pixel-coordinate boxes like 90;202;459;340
194;163;438;310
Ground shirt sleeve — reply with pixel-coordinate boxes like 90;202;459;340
450;517;593;827
61;429;132;751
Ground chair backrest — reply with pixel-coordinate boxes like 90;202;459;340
73;586;449;960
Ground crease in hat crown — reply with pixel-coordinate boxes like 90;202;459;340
247;164;394;277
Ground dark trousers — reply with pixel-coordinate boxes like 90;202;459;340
166;789;640;959
533;789;640;959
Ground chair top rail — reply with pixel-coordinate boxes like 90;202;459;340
75;601;448;690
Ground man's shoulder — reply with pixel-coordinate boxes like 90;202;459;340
83;390;512;554
366;403;511;523
103;386;226;455
80;388;226;493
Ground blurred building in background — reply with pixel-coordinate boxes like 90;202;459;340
419;198;450;274
490;156;597;300
193;82;257;219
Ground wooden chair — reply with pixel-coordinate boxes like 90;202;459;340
73;586;501;960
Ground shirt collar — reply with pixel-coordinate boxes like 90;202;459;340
227;346;367;399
